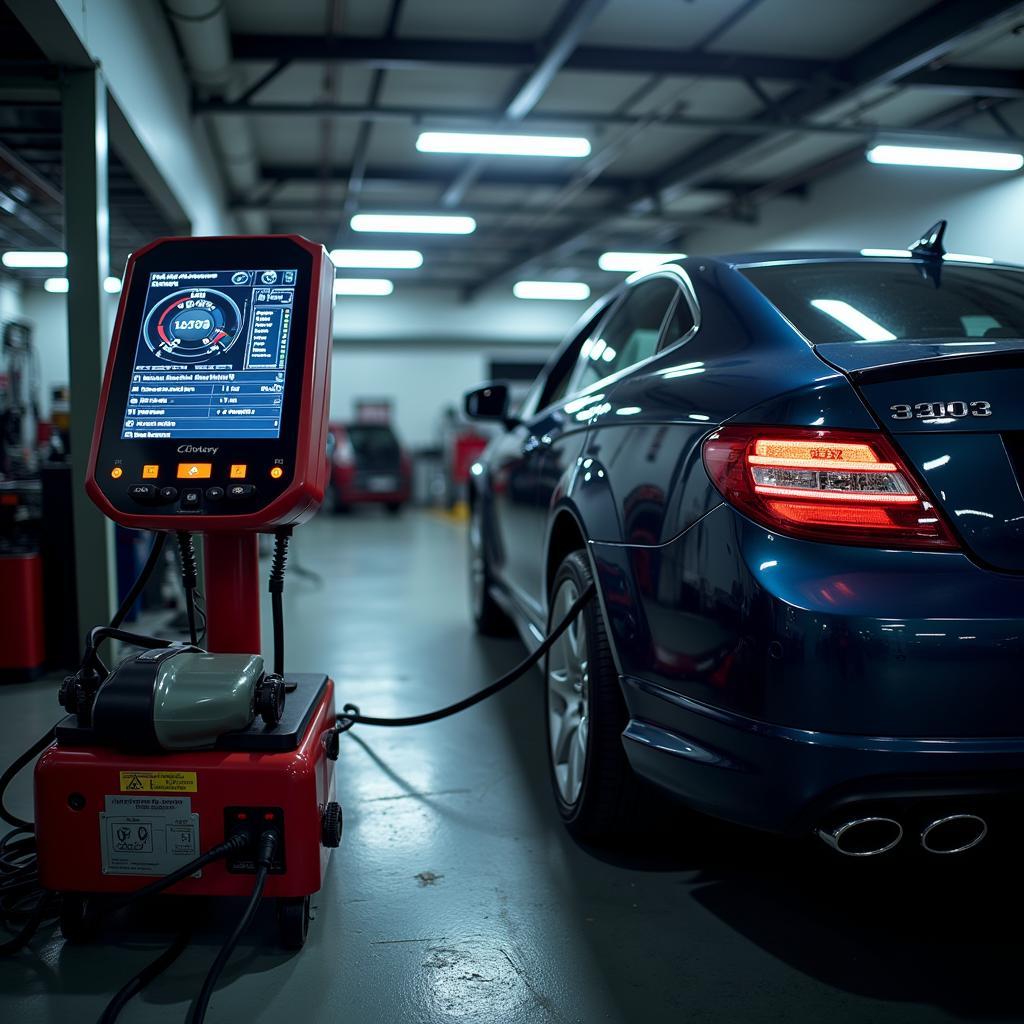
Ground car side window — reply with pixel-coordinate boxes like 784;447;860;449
659;290;697;349
575;278;679;392
536;306;607;411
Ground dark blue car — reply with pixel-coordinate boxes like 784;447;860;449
465;230;1024;856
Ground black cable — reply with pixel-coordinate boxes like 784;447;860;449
193;589;208;647
111;532;167;629
96;834;247;924
268;529;291;678
92;835;246;1020
0;827;57;955
336;583;595;729
188;830;278;1024
177;532;199;646
0;726;55;831
97;919;193;1024
0;537;202;957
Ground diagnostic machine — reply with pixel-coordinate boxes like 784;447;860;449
32;235;338;948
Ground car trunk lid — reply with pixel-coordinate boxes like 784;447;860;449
817;340;1024;572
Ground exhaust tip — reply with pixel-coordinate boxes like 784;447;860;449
920;814;988;854
817;817;903;857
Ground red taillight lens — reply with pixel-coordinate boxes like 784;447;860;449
702;426;958;550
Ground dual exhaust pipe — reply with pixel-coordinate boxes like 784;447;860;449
817;813;988;857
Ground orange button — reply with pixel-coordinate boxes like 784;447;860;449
110;466;123;479
177;463;212;480
270;466;284;479
229;464;247;479
142;464;159;479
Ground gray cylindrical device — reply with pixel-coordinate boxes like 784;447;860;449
91;647;276;752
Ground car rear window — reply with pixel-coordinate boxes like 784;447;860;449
346;425;400;458
741;261;1024;344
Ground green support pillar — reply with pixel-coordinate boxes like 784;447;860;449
63;66;115;646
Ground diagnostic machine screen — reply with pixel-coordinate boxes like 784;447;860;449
122;268;297;440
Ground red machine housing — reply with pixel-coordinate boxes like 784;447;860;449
35;680;336;898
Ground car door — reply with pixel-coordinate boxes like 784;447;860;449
533;277;683;591
540;274;692;552
489;307;607;614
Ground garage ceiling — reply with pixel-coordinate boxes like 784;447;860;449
1;0;1023;291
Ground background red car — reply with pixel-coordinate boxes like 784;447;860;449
326;422;412;514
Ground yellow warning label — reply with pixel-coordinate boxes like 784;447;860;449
119;771;197;793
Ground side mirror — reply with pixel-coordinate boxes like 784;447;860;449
464;383;518;427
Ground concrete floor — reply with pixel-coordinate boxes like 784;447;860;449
1;509;1021;1022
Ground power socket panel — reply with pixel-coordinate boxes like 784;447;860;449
223;806;287;873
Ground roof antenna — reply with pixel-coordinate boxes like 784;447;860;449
908;219;947;287
908;220;947;260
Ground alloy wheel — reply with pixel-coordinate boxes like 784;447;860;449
547;578;590;805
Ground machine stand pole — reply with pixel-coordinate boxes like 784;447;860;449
204;532;262;654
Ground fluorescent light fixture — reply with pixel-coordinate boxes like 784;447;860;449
866;144;1024;171
417;131;590;158
333;278;394;296
512;280;590;301
944;252;995;264
598;251;685;272
3;250;68;268
43;276;120;293
860;248;912;258
350;213;476;235
329;249;423;269
811;298;896;342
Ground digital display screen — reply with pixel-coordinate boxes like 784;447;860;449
121;268;298;440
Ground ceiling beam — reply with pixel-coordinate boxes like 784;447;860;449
195;97;1022;146
230;34;836;83
440;0;609;207
653;0;1024;208
257;161;759;195
464;0;1024;297
902;65;1024;99
507;0;609;121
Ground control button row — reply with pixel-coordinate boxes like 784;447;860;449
128;485;254;507
111;464;280;482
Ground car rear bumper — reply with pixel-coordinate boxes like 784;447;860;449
619;675;1024;834
590;503;1024;833
332;468;410;505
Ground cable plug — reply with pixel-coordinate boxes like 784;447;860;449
256;829;279;870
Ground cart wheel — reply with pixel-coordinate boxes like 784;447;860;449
59;892;93;944
277;895;310;950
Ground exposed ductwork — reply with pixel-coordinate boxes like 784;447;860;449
163;0;267;233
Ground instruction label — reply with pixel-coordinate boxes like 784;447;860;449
99;795;200;876
119;770;197;793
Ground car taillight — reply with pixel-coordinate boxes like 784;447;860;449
702;426;958;550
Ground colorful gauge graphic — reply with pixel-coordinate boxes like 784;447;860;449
142;288;243;364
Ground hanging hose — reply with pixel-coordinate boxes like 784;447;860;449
177;532;199;647
111;532;167;629
269;528;291;678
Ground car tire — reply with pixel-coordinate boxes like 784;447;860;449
545;550;636;842
468;498;516;636
385;502;403;515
